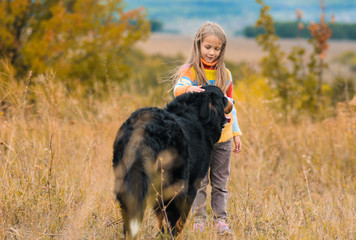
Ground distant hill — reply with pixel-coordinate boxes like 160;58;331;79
124;0;356;36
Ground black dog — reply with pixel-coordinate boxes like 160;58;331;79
113;85;233;239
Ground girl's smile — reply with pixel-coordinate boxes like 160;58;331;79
200;35;222;63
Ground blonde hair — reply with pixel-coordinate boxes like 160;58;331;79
174;22;228;92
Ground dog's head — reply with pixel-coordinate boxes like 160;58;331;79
200;85;233;114
167;85;233;143
199;85;232;126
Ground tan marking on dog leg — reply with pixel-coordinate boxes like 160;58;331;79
174;217;186;236
156;210;164;230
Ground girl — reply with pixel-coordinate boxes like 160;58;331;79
172;22;242;235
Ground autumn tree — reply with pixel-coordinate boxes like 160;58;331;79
255;0;296;118
255;0;333;119
307;1;333;109
0;0;150;82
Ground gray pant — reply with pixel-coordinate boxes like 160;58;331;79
191;139;232;221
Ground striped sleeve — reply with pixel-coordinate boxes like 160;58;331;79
231;105;242;136
173;67;195;97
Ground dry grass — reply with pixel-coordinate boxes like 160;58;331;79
1;64;355;239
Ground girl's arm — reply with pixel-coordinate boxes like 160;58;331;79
174;67;199;97
227;97;242;136
225;72;242;137
231;103;242;153
226;71;242;153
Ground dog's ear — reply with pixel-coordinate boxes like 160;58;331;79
199;94;211;120
199;92;222;122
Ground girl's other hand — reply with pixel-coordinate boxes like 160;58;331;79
186;85;205;93
233;135;241;154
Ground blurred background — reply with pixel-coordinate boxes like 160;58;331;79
1;0;356;239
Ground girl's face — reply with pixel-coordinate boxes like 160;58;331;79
200;35;222;63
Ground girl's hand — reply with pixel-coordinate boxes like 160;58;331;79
186;85;205;93
233;135;241;154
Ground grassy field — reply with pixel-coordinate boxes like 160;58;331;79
1;53;355;240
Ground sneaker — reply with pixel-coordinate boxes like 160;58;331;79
193;222;206;232
215;220;233;235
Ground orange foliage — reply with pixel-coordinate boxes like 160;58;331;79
0;0;150;81
307;3;332;60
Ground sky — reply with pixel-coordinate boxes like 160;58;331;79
124;0;356;35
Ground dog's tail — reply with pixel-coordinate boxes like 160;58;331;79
113;110;159;239
113;132;154;239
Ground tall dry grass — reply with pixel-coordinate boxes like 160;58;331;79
0;63;355;239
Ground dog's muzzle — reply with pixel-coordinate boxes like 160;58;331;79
224;98;233;114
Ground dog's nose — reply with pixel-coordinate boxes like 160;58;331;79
225;115;231;123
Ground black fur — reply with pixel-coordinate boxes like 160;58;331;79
113;85;232;239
